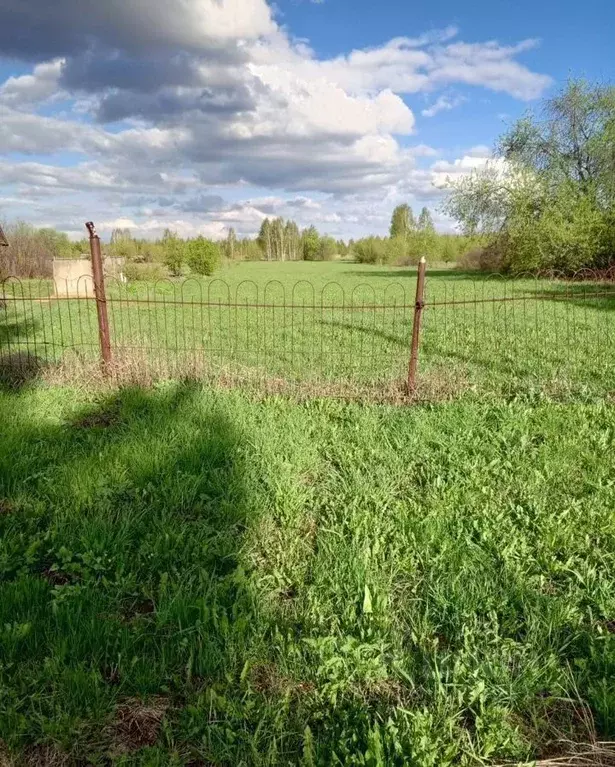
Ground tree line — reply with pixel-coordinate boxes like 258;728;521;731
0;210;475;280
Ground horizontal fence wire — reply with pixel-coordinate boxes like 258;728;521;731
1;269;614;399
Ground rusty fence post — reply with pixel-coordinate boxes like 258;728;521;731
407;256;426;394
86;221;112;372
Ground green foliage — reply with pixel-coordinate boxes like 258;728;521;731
445;79;615;272
390;203;416;239
109;228;138;260
1;384;615;764
353;235;388;264
417;207;435;233
319;235;337;261
161;229;185;277
301;225;321;261
185;236;221;275
123;262;168;281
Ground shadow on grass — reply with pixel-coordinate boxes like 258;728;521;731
347;268;487;281
0;311;44;391
0;381;281;764
530;283;615;313
319;317;408;348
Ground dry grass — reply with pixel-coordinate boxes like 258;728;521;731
107;696;169;755
0;348;468;405
499;742;615;766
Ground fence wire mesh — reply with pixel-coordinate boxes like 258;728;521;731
1;268;614;400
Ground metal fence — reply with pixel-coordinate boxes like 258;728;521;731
1;233;615;400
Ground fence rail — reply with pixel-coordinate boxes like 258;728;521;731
2;251;615;400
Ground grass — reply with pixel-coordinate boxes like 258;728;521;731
1;381;615;765
2;260;615;399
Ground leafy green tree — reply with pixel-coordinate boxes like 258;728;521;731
225;227;237;260
301;225;321;261
319;236;337;261
162;229;185;276
390;204;415;239
257;218;272;260
417;207;435;232
285;220;301;260
186;236;221;275
444;79;615;272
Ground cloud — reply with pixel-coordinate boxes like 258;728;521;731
0;0;553;239
421;94;466;117
0;0;276;60
0;59;64;107
430;153;507;189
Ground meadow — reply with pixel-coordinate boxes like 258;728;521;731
2;260;615;399
1;382;615;766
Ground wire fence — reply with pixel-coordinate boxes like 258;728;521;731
1;264;615;400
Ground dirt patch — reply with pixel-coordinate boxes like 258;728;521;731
250;663;314;698
72;402;122;430
0;499;15;516
40;567;73;587
107;696;169;755
120;597;155;622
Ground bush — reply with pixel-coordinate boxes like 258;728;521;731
162;232;185;276
353;236;388;264
185;237;221;275
319;236;337;261
301;226;321;261
123;262;168;281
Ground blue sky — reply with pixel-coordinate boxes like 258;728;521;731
0;0;612;241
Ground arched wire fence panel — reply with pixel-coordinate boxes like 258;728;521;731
1;267;614;398
422;268;615;396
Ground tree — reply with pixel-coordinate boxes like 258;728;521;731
301;225;321;261
285;220;301;260
443;79;615;272
417;207;435;232
416;207;437;258
185;237;221;275
257;218;272;260
225;227;237;260
390;204;415;239
109;228;137;259
319;236;337;261
270;217;285;261
162;229;184;276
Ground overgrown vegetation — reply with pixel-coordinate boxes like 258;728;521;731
351;206;480;266
1;384;614;765
0;222;87;278
445;79;615;272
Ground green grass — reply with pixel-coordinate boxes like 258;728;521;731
2;261;615;398
2;382;615;764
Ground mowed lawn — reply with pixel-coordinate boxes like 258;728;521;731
1;382;615;765
2;260;615;397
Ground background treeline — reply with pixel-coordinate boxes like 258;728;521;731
1;211;470;280
445;78;615;273
352;205;480;265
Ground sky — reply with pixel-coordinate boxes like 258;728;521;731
0;0;612;241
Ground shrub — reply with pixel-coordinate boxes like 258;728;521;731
319;236;337;261
162;231;185;276
301;226;321;261
123;262;168;281
353;236;388;265
185;237;221;275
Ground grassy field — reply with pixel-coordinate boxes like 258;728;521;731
1;382;615;765
2;260;615;398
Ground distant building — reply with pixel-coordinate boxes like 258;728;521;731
0;224;8;247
